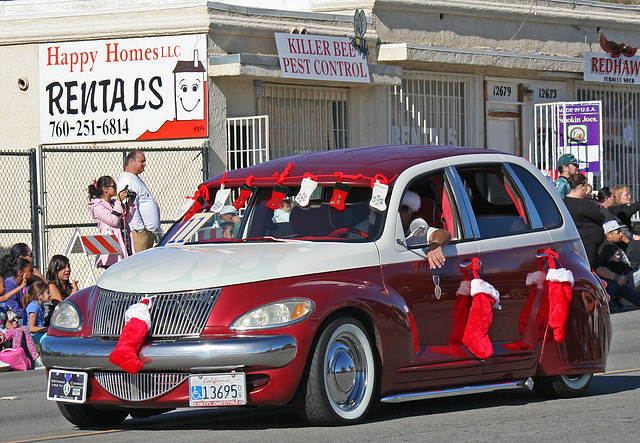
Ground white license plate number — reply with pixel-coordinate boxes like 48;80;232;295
47;369;88;403
189;373;246;407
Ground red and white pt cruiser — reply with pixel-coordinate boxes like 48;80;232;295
42;145;611;427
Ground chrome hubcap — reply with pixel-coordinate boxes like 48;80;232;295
325;331;368;412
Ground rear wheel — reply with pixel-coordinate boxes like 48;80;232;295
57;402;129;428
295;315;377;426
533;373;593;399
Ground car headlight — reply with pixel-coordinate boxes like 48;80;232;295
230;298;314;331
50;301;83;331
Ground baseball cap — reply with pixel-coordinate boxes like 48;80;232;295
220;205;238;215
603;219;624;234
558;153;579;167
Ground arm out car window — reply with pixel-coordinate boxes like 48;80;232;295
454;164;532;239
401;170;463;241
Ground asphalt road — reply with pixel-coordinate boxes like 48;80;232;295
2;309;639;443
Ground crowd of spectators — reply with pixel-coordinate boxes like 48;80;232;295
556;154;640;312
1;243;79;371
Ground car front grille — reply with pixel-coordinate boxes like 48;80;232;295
92;288;221;339
94;371;188;402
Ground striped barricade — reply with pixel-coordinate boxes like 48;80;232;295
81;235;120;256
64;228;122;285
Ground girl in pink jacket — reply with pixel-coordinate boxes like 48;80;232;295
87;176;136;268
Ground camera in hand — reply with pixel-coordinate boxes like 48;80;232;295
122;185;137;200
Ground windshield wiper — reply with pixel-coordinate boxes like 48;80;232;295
240;236;312;244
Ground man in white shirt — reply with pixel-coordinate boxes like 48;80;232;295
117;150;161;253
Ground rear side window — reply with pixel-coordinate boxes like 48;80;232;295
455;164;530;239
509;163;562;229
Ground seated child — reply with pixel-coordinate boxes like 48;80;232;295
22;281;50;347
1;309;41;368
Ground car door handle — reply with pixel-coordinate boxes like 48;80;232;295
460;260;482;270
534;249;558;261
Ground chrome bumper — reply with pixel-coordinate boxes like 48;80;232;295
41;335;297;372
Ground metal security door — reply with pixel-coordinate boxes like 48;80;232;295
530;101;603;187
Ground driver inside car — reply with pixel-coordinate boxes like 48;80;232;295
400;190;451;270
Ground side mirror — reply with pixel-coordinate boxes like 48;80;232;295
397;218;429;245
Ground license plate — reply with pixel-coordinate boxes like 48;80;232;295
47;369;88;403
189;373;246;407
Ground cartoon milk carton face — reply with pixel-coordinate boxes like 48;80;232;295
173;50;206;121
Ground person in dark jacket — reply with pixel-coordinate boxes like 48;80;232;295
596;239;640;311
563;173;605;268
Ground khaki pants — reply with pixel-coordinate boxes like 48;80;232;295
132;229;155;253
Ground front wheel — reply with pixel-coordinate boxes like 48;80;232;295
295;315;377;426
533;373;593;399
57;402;129;428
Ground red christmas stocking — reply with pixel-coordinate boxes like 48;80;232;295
109;299;151;374
462;278;501;359
519;269;546;335
266;184;289;210
547;267;574;343
536;280;550;340
330;182;351;211
233;184;256;210
432;292;471;358
184;186;210;221
433;272;471;358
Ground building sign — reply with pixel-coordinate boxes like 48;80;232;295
556;102;602;173
40;34;207;144
584;51;640;84
274;33;370;83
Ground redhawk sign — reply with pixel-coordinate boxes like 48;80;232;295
584;51;640;84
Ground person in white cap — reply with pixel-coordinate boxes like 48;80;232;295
218;205;241;238
595;220;640;311
399;190;451;270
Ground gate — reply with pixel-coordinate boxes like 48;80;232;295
530;101;603;188
35;144;209;284
0;150;39;259
226;115;269;169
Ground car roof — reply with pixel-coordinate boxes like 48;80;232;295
205;145;508;187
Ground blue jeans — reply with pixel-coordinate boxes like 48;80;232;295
603;278;640;307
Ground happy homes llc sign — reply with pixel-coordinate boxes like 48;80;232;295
274;33;370;83
39;34;208;144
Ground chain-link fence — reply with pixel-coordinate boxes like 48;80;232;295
0;150;38;259
38;144;209;286
0;144;209;287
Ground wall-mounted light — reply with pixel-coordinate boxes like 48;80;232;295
523;86;534;97
253;80;263;100
18;77;29;91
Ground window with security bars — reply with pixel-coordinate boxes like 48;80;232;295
261;84;349;159
577;82;640;202
389;71;477;147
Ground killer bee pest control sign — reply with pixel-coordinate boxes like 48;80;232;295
39;34;208;144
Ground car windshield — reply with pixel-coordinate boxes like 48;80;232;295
161;185;386;245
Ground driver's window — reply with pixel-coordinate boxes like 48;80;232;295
400;172;459;241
